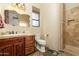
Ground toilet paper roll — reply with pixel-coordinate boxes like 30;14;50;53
44;34;48;37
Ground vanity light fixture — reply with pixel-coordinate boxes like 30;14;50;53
11;3;26;11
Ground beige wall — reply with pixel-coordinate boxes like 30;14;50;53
40;3;63;50
0;3;41;35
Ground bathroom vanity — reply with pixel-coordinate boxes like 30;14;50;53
0;7;36;56
0;8;36;56
0;35;35;56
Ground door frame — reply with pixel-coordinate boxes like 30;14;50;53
59;3;66;50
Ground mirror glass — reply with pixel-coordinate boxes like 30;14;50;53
4;10;30;27
19;14;30;26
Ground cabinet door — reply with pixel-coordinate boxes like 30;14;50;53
0;49;4;56
14;42;24;56
25;36;35;47
16;43;24;56
0;39;14;56
9;46;14;56
25;36;35;55
0;37;25;56
25;47;35;55
3;45;12;56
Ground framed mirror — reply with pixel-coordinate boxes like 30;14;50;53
4;10;30;27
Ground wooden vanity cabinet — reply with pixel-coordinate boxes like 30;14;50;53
13;37;25;56
25;35;35;55
0;35;35;56
0;37;25;56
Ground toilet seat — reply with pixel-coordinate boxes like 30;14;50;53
35;39;46;45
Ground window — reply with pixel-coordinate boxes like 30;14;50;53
32;6;40;27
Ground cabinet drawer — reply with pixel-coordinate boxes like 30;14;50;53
25;39;35;46
25;41;35;47
25;36;35;41
25;47;35;55
13;37;24;43
0;39;13;47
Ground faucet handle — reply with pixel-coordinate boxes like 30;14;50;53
9;31;11;34
23;31;25;33
12;31;14;34
16;31;17;34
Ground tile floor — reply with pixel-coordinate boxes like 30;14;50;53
30;51;69;56
30;50;71;56
29;47;73;56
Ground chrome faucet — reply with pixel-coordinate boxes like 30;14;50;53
12;31;14;34
23;31;25;33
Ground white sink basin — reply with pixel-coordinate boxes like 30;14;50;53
0;34;25;37
0;33;34;39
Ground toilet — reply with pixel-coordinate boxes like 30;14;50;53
35;34;46;52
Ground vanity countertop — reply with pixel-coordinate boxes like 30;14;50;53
0;33;34;39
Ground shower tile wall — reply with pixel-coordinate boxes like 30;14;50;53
64;6;79;55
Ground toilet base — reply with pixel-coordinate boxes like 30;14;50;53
36;44;46;52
